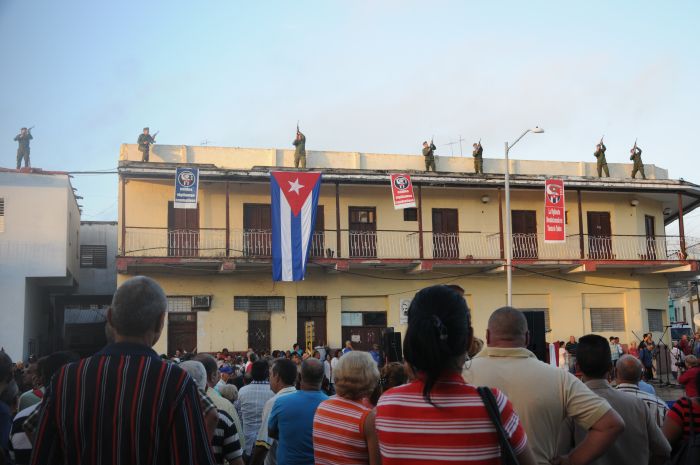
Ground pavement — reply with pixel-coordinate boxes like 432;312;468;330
651;381;686;403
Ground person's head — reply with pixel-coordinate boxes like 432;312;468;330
193;354;219;388
446;284;465;296
646;343;654;351
685;355;699;368
20;127;27;135
423;141;428;148
251;360;269;382
473;143;478;149
218;383;238;402
596;143;601;149
333;351;379;401
695;332;700;341
569;335;576;343
334;349;342;358
0;350;13;387
345;341;352;349
37;351;80;386
248;352;258;363
614;337;620;343
485;307;529;348
219;364;233;382
291;353;301;365
300;358;324;390
380;362;408;392
576;334;611;379
609;336;615;342
270;358;297;393
107;276;167;346
180;361;207;391
372;344;380;352
312;350;321;359
616;355;643;385
143;127;149;134
403;285;473;403
468;337;484;357
681;334;688;341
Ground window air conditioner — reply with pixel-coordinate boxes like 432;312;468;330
192;295;212;310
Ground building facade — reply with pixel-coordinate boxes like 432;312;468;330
0;169;81;360
117;144;700;356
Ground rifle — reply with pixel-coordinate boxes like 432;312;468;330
28;126;35;131
152;130;159;140
631;138;638;160
599;135;604;145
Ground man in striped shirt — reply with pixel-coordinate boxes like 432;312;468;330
615;355;669;428
30;276;216;465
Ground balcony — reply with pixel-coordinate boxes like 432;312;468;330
121;227;700;265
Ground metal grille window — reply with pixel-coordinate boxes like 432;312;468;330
403;208;417;222
647;309;664;332
167;297;193;313
234;296;285;312
80;245;107;268
590;308;625;332
0;198;5;233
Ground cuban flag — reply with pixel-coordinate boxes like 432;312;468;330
271;171;323;281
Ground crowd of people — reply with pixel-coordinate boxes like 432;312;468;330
1;277;699;464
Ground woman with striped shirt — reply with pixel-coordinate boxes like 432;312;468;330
663;370;700;451
313;351;381;465
375;285;536;465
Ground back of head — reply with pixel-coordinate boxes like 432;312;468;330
218;383;238;402
381;362;408;391
616;355;642;384
334;351;379;400
110;276;167;338
300;357;324;388
194;353;218;379
180;361;207;391
251;360;269;382
0;350;12;384
577;334;611;378
403;285;472;403
272;358;297;386
38;351;80;385
487;307;528;347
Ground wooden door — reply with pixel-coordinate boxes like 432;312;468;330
512;210;538;259
310;206;326;258
341;326;383;352
248;311;271;354
349;207;377;257
243;204;271;257
645;215;657;260
432;208;459;258
168;313;197;355
168;202;199;257
587;211;612;259
297;297;327;351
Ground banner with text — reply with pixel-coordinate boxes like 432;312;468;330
390;174;416;209
544;179;565;242
174;167;200;209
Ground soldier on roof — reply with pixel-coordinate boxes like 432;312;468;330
630;144;646;179
293;129;306;169
14;127;32;169
594;141;609;178
137;127;156;162
422;140;436;172
472;142;483;174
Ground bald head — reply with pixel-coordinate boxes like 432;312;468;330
616;355;642;384
300;357;324;389
486;307;529;347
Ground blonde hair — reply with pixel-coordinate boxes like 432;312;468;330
218;383;238;402
334;351;380;400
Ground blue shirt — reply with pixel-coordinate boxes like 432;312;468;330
268;389;328;465
639;380;656;395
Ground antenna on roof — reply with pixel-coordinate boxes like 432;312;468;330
200;139;210;146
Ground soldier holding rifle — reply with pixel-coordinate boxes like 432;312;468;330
472;140;483;174
137;127;158;162
293;123;306;168
630;140;646;179
14;126;33;169
594;136;609;178
422;138;436;172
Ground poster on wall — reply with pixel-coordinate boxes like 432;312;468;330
399;298;411;324
544;178;565;242
390;174;417;209
174;167;200;209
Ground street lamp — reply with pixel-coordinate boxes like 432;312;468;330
504;127;544;306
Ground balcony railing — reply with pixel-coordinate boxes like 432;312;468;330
123;227;699;262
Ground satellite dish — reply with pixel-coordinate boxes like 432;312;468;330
694;313;700;328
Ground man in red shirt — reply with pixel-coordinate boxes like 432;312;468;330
679;335;692;356
678;355;700;397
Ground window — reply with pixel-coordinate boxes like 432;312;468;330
0;198;4;232
80;245;107;268
167;297;193;313
647;309;664;332
590;308;625;332
403;208;417;222
234;296;285;312
521;308;551;332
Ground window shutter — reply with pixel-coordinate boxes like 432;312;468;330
647;309;664;332
234;297;284;312
0;198;5;233
80;245;107;268
590;308;625;332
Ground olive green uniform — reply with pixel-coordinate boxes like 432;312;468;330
137;133;155;162
630;148;646;179
473;144;483;174
594;144;609;177
423;142;436;172
14;131;32;169
293;132;306;168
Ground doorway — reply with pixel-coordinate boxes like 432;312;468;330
243;204;272;257
645;215;656;260
168;312;197;355
248;311;271;354
349;207;377;257
587;211;612;259
167;202;199;257
512;210;538;259
432;208;459;259
297;297;327;352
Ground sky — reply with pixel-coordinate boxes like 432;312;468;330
1;1;699;233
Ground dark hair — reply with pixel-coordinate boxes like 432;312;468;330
38;351;80;385
403;285;472;404
0;350;13;383
577;334;612;378
301;358;325;387
380;362;408;390
272;358;298;386
251;360;269;382
193;354;218;379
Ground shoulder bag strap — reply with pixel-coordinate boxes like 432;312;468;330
477;386;520;465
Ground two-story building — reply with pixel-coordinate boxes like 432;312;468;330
117;144;700;356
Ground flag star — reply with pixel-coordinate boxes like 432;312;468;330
288;178;304;195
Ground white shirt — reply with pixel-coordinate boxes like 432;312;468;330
324;360;332;382
330;357;339;384
235;381;274;456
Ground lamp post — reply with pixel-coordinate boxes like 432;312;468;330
504;126;544;306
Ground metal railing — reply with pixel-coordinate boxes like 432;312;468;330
122;228;699;262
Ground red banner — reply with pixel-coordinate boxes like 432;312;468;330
390;174;416;209
544;179;565;243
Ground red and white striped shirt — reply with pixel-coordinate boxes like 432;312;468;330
313;396;372;465
376;372;527;464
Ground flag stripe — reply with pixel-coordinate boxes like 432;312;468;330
290;206;303;280
281;189;294;281
270;178;283;281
